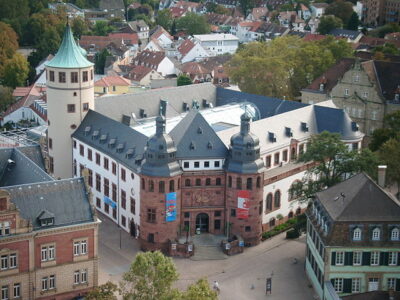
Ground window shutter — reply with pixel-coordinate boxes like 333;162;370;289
345;252;353;266
331;252;336;266
396;279;400;292
343;279;352;293
362;252;370;266
398;252;400;266
380;252;387;266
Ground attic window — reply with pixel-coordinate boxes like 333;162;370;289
92;130;99;139
84;126;91;135
197;127;203;134
116;143;124;152
139;109;147;118
37;210;55;227
285;127;293;137
351;122;359;132
189;142;195;150
109;138;116;147
183;102;189;111
40;218;54;226
100;134;107;143
268;132;276;143
301;122;309;132
126;148;135;158
207;142;213;149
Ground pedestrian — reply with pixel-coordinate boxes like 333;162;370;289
213;281;220;294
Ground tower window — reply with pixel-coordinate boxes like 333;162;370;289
67;104;75;113
49;71;54;82
83;103;89;111
71;72;78;83
83;71;88;82
90;70;93;80
49;138;53;150
59;72;66;83
73;92;77;96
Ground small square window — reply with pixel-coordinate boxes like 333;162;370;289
204;161;210;168
194;162;200;168
183;162;189;168
83;103;89;111
184;212;190;218
245;226;251;232
214;211;221;217
214;161;220;167
67;104;75;113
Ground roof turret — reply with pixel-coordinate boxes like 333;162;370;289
226;112;265;174
45;24;93;69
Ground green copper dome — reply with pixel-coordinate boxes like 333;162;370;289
46;24;93;69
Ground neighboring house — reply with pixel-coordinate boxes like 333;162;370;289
149;26;174;48
298;4;311;20
128;20;150;40
170;6;187;18
48;2;85;18
292;15;306;32
307;17;320;34
126;65;164;86
177;39;209;63
193;34;239;55
98;0;125;19
1;84;47;127
178;61;212;83
144;38;165;52
132;50;176;76
237;21;264;42
305;172;400;300
278;11;297;27
94;76;131;95
172;0;200;13
213;0;237;9
310;3;328;18
261;22;290;40
362;0;400;25
79;33;139;56
301;58;400;138
212;65;230;86
329;29;364;43
0;145;100;300
246;7;269;21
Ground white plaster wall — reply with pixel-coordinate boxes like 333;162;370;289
179;159;225;171
2;107;46;126
157;58;176;76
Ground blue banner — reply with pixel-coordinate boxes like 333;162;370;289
103;196;117;209
165;192;177;222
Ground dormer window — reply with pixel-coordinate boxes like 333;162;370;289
268;132;276;142
301;122;309;132
353;227;362;241
372;227;381;241
0;221;10;236
37;210;55;227
108;138;116;148
285;127;293;137
391;227;399;241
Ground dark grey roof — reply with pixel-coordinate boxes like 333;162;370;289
72;110;148;172
3;178;94;230
17;145;46;171
169;111;228;159
316;173;400;222
329;29;362;40
0;147;53;187
216;87;308;119
314;105;363;140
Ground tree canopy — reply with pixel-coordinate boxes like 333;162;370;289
346;12;359;30
176;13;210;35
156;9;173;32
2;53;29;89
227;35;353;98
317;15;343;34
177;75;192;86
0;22;19;78
86;281;118;300
325;0;354;25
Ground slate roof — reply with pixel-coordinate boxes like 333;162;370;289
72;110;148;172
216;87;307;119
0;147;52;187
3;178;94;230
373;60;400;101
316;173;400;222
169;111;228;159
329;29;362;40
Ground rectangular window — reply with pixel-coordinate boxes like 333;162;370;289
121;168;126;181
48;246;55;261
105;203;109;213
1;255;7;270
183;162;189;168
74;271;80;284
96;197;101;208
41;247;48;262
112;86;116;91
13;283;20;298
112;183;117;202
353;251;362;266
49;157;54;173
104;157;109;170
389;251;398;266
8;253;16;269
214;219;221;230
336;251;345;265
121;215;126;227
96;153;100;165
96;174;101;192
49;71;54;82
41;277;48;291
112;162;117;175
83;103;89;111
266;156;271;168
88;169;93;186
274;152;279;164
231;209;236;217
71;72;78;83
90;70;93;80
87;149;92;161
388;278;396;290
204;161;210;168
67;104;75;113
147;208;156;223
130;197;136;215
1;286;8;300
81;269;87;283
214;161;220;167
194;162;200;168
79;144;84;156
59;72;66;83
48;138;53;150
104;178;109;197
333;278;343;292
344;88;349;96
282;150;288;162
73;242;80;256
49;275;55;289
352;278;361;293
371;251;379;265
121;190;126;210
83;71;88;82
81;241;87;254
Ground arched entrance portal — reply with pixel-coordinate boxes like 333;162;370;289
195;213;209;233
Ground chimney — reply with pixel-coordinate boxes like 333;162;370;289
378;165;387;187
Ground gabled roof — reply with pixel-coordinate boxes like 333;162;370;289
238;21;264;32
329;29;362;40
250;7;269;20
373;60;400;101
3;178;94;230
46;24;93;69
316;173;400;222
133;50;166;68
180;62;211;77
126;65;156;81
178;39;196;56
170;6;186;18
94;76;131;87
169;111;228;159
72;110;148;172
150;25;173;41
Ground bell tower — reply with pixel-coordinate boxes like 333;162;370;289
45;23;94;179
225;113;265;246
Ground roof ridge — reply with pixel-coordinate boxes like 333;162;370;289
14;147;49;175
3;176;84;189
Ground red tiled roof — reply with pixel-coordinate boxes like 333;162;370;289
170;7;186;18
238;21;263;32
108;32;139;45
359;36;400;49
80;33;138;50
251;7;269;19
4;84;42;116
126;65;154;81
151;26;173;41
178;39;195;56
181;62;210;75
132;50;166;69
94;76;131;87
385;32;400;41
174;0;199;8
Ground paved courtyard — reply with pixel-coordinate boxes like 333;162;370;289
98;215;317;300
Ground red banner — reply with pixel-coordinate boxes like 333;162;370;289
237;190;250;219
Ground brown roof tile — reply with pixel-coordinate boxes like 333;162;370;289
132;50;166;69
94;76;131;87
178;39;195;56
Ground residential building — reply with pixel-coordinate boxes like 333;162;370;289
246;7;269;21
328;29;363;43
301;58;400;139
178;62;212;83
310;3;329;18
94;76;131;95
79;33;139;56
237;21;264;42
48;2;84;19
149;26;174;49
298;4;312;20
193;34;239;55
177;39;209;63
126;65;164;86
132;50;176;76
305;172;400;300
362;0;400;25
128;20;149;40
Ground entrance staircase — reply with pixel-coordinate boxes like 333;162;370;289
190;234;228;261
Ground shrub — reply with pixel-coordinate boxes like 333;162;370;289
286;229;300;239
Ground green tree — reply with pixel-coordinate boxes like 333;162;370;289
0;22;19;78
176;13;210;35
72;17;89;39
94;48;111;74
238;0;256;15
369;110;400;151
346;11;359;30
86;281;118;300
120;251;180;300
369;23;400;38
325;0;354;25
0;85;14;112
317;15;343;34
373;43;400;56
177;74;192;86
93;20;115;36
2;53;29;88
316;35;353;61
181;278;218;300
156;9;173;31
289;131;379;201
0;0;30;21
379;138;400;194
